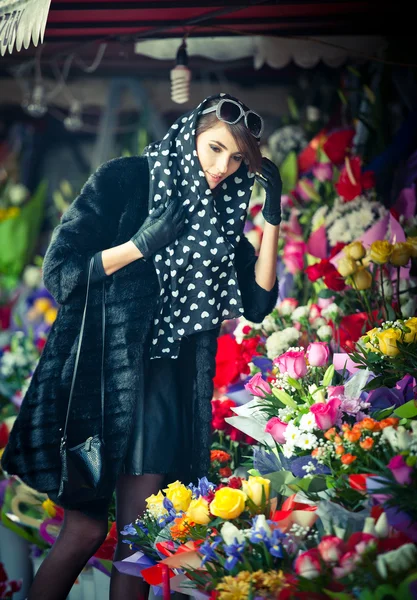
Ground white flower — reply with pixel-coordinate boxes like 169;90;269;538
265;328;301;359
291;306;310;322
282;443;295;458
308;384;326;404
251;515;272;536
311;317;327;330
233;317;258;344
262;314;279;334
296;433;318;450
220;522;246;545
321;303;342;321
381;426;411;451
22;265;43;288
299;413;317;432
316;325;333;341
376;544;417;579
8;183;28;205
284;422;301;446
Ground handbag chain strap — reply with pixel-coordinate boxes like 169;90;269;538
61;256;106;442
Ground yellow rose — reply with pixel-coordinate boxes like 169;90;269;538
344;241;366;260
337;256;358;277
210;487;247;520
369;241;393;265
376;328;402;357
406;237;417;258
361;327;380;351
351;267;372;290
145;490;167;517
163;480;192;512
404;317;417;343
186;496;211;525
390;242;413;267
241;476;270;506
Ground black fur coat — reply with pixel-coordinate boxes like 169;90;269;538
2;156;278;510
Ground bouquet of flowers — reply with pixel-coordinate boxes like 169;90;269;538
0;331;41;407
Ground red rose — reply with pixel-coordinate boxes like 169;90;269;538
323;269;346;291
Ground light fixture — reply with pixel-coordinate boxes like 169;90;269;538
64;100;83;131
170;39;191;104
26;83;47;117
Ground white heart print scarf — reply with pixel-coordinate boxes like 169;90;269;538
143;93;255;359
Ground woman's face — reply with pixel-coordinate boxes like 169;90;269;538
196;122;244;189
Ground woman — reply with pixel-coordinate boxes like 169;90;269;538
2;93;282;599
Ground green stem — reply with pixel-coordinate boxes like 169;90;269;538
379;265;387;321
396;266;403;319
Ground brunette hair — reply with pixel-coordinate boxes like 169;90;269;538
196;99;262;173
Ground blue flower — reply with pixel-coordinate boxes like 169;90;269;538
157;513;176;528
120;523;137;536
163;497;174;512
199;540;219;566
249;529;270;545
225;555;239;571
269;529;285;558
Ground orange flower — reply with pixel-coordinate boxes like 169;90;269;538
219;467;232;478
341;454;357;465
344;430;361;443
311;448;320;457
341;424;351;432
170;515;195;541
210;450;231;463
359;418;378;431
335;445;345;455
324;427;337;440
379;417;399;429
360;437;374;450
334;434;343;444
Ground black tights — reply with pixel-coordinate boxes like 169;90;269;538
28;473;165;600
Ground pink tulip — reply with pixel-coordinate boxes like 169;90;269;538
388;455;413;485
328;385;345;398
283;239;306;274
307;342;330;367
318;536;346;562
313;162;333;182
275;350;308;380
307;225;328;259
244;372;272;398
295;548;321;579
310;397;341;430
265;417;288;444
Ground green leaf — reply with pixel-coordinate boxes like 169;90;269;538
372;407;394;420
247;468;262;477
280;151;298;195
374;584;401;600
287;95;299;120
322;365;335;387
318;289;335;299
264;470;298;494
272;387;298;410
286;376;302;390
398;571;417;600
324;590;354;600
394;400;417;418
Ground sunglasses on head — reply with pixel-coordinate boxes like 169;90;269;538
200;98;264;140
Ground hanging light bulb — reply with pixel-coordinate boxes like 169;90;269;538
26;84;48;117
64;100;83;132
170;40;191;104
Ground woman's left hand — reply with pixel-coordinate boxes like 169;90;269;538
255;157;282;226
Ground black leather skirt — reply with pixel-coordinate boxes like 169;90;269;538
123;336;197;476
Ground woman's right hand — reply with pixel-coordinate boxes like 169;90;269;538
130;202;185;260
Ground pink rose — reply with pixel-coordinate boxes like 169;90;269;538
388;455;413;485
307;342;330;367
318;536;346;562
318;296;335;309
333;551;360;578
295;548;321;579
265;417;288;444
310;397;341;430
283;239;306;274
244;372;272;398
328;385;345;398
309;304;322;321
275;350;308;380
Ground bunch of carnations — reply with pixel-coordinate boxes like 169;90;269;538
350;317;417;389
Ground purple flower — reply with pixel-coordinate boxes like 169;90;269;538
121;523;137;536
388;455;413;485
340;396;362;415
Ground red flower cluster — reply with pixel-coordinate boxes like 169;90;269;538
211;398;256;444
305;259;345;291
336;156;375;202
213;334;261;389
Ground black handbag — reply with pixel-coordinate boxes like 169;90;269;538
57;256;108;505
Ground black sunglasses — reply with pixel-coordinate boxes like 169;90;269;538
200;98;264;140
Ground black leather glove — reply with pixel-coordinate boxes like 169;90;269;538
131;202;185;260
255;157;282;226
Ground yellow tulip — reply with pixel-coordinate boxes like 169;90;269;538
351;267;372;290
390;242;413;267
186;496;211;525
369;241;393;265
337;256;358;277
241;476;270;506
404;317;417;343
163;480;192;512
376;328;402;357
344;241;366;260
406;237;417;258
210;487;247;520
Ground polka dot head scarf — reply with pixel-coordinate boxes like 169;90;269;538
143;93;256;359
